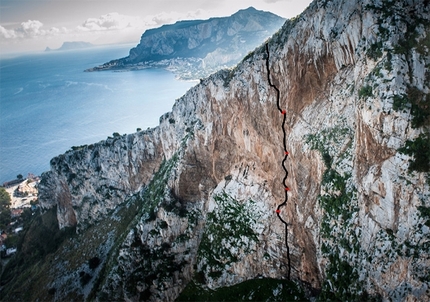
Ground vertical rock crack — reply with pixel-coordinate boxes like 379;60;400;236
265;43;291;280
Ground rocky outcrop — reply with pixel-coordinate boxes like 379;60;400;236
37;0;430;301
85;7;285;80
45;41;93;52
38;130;165;229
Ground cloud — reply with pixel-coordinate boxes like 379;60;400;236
77;12;144;31
76;10;212;34
0;25;17;39
0;9;218;41
17;20;44;36
0;20;67;39
145;11;184;26
142;9;211;27
77;10;207;33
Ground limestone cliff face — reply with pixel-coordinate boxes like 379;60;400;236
38;130;165;229
38;0;430;300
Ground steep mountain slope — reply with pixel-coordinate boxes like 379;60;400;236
86;7;285;79
3;0;429;301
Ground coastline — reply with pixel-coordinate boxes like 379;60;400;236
1;48;195;184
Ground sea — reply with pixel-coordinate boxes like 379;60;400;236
0;44;196;183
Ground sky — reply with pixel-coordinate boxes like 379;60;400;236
0;0;313;55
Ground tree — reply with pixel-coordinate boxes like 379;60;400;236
0;187;12;230
17;174;23;180
0;209;11;230
0;187;11;209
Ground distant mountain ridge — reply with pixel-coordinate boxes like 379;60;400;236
86;7;285;79
45;41;93;52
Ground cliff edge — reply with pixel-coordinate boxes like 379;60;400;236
4;0;429;301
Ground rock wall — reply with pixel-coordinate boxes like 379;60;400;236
38;129;165;229
38;0;430;300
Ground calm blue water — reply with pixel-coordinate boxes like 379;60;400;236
0;45;196;183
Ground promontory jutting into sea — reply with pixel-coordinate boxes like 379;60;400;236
0;7;285;183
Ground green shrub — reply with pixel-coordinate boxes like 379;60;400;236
418;206;430;227
367;41;384;60
398;133;430;172
89;257;101;270
158;220;168;229
359;85;373;99
79;271;92;286
407;86;430;129
319;254;363;301
322;152;332;168
177;278;307;302
197;193;261;277
392;94;409;111
1;207;76;287
384;52;393;71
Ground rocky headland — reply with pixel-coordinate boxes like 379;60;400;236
2;0;429;301
45;41;94;52
85;7;286;80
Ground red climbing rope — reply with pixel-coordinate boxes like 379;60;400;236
265;43;291;280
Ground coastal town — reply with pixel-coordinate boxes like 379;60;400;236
0;174;40;263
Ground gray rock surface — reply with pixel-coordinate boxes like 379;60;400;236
37;0;430;300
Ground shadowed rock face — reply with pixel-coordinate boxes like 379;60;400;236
37;0;430;300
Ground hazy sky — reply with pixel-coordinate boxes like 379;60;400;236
0;0;313;54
